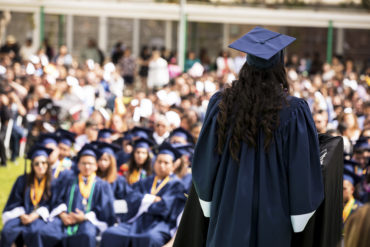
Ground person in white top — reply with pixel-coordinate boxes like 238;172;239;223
147;50;169;90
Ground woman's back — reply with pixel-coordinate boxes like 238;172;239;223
192;91;324;247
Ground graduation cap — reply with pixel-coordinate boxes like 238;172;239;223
37;133;59;147
77;144;101;161
98;128;114;140
173;143;194;157
157;142;182;161
343;159;362;186
228;26;296;69
133;138;155;150
55;128;76;147
353;137;370;152
92;141;121;157
131;126;154;140
27;144;53;160
169;127;195;144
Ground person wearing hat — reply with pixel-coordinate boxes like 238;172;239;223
343;161;363;224
1;145;53;247
190;27;324;247
100;142;186;247
38;133;60;169
39;144;115;247
173;143;194;193
115;131;134;169
98;128;114;143
119;137;154;185
169;127;195;145
94;141;133;222
55;128;76;170
131;126;154;141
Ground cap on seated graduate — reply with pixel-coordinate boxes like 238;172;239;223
27;144;53;160
343;160;361;186
131;126;154;140
77;144;101;161
170;127;195;144
92;141;121;157
354;137;370;152
173;143;194;157
228;26;296;69
133;137;155;150
157;142;182;161
55;128;76;147
38;133;59;147
98;128;114;140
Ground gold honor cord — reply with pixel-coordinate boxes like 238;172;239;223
150;176;170;195
343;196;355;223
78;173;96;204
30;177;46;206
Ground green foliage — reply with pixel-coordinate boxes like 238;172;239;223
0;159;27;230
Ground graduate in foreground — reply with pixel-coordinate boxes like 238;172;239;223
39;144;115;247
101;142;186;247
190;27;325;247
1;145;53;247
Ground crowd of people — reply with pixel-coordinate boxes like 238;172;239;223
0;34;369;246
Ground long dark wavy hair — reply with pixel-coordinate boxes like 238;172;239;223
217;62;289;162
26;159;52;200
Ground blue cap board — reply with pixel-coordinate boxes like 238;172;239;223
133;137;154;150
170;127;194;144
228;26;296;69
91;141;121;157
38;133;59;147
354;137;370;152
98;128;114;140
55;128;76;147
131;126;153;140
343;159;361;185
157;142;182;161
27;144;53;160
77;144;101;161
173;143;194;157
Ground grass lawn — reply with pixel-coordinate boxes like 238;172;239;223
0;158;29;230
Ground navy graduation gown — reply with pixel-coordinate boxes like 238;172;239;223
110;175;136;222
1;175;50;247
116;150;131;168
39;175;115;247
192;92;324;247
101;174;186;247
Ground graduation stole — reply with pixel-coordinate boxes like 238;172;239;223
30;177;46;206
150;176;170;195
53;162;63;179
78;173;96;204
343;196;355;223
128;169;141;185
67;174;96;236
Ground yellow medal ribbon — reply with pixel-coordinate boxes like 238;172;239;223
30;177;46;206
54;161;64;179
343;196;355;223
128;169;141;185
78;173;96;200
150;176;170;195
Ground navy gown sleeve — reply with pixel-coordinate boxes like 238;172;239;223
192;91;221;217
284;99;324;232
2;175;26;224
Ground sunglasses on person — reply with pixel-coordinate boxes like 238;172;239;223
33;161;48;167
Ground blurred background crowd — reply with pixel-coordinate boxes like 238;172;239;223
0;28;369;245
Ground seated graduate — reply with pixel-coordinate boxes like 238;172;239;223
100;142;186;247
95;141;134;222
54;128;77;176
115;131;134;170
119;138;154;185
343;160;363;225
173;143;194;193
98;128;114;143
168;127;195;145
39;144;115;247
1;145;53;247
